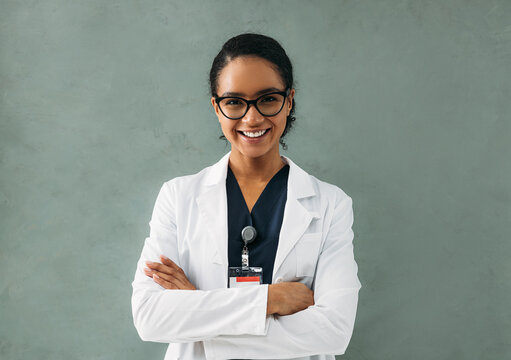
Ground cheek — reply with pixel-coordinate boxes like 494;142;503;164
276;116;288;132
219;121;235;137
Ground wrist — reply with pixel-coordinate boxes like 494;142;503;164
267;284;280;315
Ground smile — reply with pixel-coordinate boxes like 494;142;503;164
237;128;271;138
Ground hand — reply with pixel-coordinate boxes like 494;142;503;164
267;282;314;316
144;255;196;290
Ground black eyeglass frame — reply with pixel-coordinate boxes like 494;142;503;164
214;88;290;120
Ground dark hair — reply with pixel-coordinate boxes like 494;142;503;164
209;33;296;150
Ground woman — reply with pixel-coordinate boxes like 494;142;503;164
131;33;361;360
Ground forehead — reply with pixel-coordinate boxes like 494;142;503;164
217;56;285;97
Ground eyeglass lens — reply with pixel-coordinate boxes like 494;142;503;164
218;93;285;119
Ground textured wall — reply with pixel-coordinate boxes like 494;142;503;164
1;1;510;359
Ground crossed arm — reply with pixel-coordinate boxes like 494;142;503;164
131;181;361;358
144;255;315;316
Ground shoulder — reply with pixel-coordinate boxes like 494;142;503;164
285;154;352;207
158;159;220;202
162;152;231;192
159;166;209;199
306;175;353;227
309;174;352;205
164;167;210;190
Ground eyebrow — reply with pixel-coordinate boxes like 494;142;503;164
220;87;283;97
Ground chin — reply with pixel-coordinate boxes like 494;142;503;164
236;148;267;158
236;144;279;158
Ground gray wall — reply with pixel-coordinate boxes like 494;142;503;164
1;1;509;359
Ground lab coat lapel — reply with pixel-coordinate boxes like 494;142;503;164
196;152;231;267
195;152;320;279
272;155;319;280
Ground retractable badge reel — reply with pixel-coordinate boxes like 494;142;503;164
228;226;263;288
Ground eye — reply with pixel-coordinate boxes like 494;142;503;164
225;99;242;106
260;95;277;102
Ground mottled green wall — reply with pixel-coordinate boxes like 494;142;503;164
1;1;509;359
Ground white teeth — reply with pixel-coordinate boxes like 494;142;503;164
242;129;267;138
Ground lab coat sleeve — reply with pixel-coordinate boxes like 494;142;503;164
203;192;361;359
131;181;270;343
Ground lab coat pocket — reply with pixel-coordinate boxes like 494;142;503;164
295;232;323;277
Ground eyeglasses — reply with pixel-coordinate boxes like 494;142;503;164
214;88;290;120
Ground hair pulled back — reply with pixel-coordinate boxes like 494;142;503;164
209;33;296;150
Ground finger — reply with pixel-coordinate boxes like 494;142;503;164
146;255;189;284
145;261;189;284
145;260;196;290
152;273;180;290
149;268;186;287
145;259;177;272
145;261;179;276
159;255;183;272
143;267;162;278
157;270;189;289
146;268;190;289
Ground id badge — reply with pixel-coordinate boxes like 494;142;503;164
228;267;263;288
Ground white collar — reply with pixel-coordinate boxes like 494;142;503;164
203;151;316;199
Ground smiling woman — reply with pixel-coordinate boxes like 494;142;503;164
131;33;361;360
211;55;294;181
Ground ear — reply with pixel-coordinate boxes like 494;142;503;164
211;97;221;119
287;88;295;114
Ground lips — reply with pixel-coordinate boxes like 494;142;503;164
237;128;271;142
237;128;271;137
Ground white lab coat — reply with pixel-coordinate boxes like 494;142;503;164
131;151;361;360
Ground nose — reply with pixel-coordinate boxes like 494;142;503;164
242;103;264;124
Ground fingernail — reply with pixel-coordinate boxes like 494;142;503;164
153;273;159;279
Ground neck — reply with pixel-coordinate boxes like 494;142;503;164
228;147;286;183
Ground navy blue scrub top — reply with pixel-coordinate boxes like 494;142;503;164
226;163;290;285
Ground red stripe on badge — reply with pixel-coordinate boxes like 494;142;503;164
236;276;260;282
